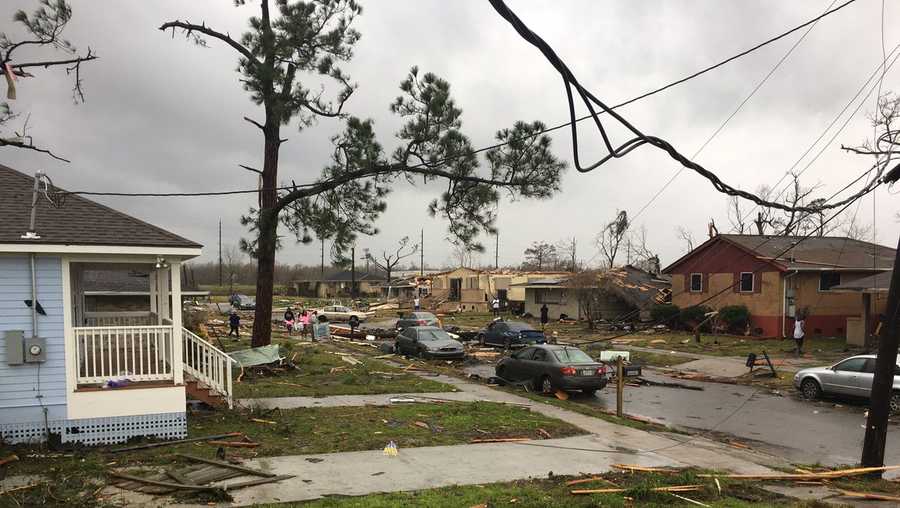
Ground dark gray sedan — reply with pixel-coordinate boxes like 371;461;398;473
396;311;440;330
395;326;465;360
495;344;610;395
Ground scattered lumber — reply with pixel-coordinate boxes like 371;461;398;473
470;438;530;443
537;428;552;439
109;432;242;453
837;489;900;502
207;440;260;448
670;492;710;507
566;476;604;486
222;474;296;491
0;483;41;496
250;418;277;425
699;464;900;480
0;454;19;467
554;390;569;400
108;472;219;491
175;454;278;477
571;485;702;495
612;464;679;473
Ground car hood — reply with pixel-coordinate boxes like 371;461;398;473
422;339;463;350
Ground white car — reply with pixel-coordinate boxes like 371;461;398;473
317;305;374;323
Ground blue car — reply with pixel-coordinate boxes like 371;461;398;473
477;320;545;348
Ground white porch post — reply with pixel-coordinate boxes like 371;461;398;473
156;268;170;324
149;268;158;319
170;262;183;384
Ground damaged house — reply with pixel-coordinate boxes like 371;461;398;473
0;165;233;445
428;267;572;313
514;265;671;322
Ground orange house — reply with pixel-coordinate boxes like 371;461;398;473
662;235;893;339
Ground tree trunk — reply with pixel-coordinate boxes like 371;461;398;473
251;129;280;347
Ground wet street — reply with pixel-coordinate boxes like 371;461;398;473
464;363;900;470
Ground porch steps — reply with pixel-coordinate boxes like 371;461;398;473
184;374;228;408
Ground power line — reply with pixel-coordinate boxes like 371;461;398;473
57;0;859;200
489;0;879;215
630;0;839;223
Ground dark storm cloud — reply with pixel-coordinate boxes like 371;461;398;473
1;0;896;269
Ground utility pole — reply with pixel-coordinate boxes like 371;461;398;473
420;228;424;276
218;220;223;286
860;233;900;471
350;245;357;299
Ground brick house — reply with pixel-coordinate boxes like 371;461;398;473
662;234;893;338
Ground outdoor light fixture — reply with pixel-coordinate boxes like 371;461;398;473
155;256;168;269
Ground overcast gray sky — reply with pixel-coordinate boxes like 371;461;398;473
2;0;897;269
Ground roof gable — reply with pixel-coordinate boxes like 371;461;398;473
0;165;201;249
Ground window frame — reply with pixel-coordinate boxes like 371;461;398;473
833;357;867;373
739;272;754;293
689;273;703;292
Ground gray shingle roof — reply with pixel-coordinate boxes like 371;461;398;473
720;234;894;270
0;164;201;249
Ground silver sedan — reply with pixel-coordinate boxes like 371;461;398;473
793;355;900;412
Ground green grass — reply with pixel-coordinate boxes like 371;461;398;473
280;469;820;507
0;402;582;506
618;334;853;362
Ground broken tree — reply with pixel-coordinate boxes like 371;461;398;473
161;0;566;347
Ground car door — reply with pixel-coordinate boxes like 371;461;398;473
503;347;534;381
487;322;506;346
396;328;415;355
826;357;869;396
853;358;877;397
525;348;551;381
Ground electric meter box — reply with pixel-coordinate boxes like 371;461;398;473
5;330;24;365
24;336;46;363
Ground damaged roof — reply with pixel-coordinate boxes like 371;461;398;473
0;164;201;249
831;270;892;293
664;234;895;273
597;265;672;309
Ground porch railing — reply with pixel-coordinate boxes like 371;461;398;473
74;325;174;384
83;311;158;327
182;328;234;408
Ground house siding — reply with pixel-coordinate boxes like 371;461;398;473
0;255;67;424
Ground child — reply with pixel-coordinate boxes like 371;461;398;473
284;307;295;335
300;310;309;336
228;311;241;339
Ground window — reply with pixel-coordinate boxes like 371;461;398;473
513;347;535;360
834;357;867;372
863;359;876;374
532;349;549;362
819;271;841;291
739;272;754;292
535;288;561;304
552;348;594;363
689;273;703;292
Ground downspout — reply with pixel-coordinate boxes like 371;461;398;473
782;270;798;338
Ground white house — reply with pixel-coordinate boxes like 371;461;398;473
0;165;233;445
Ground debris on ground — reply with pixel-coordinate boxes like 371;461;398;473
631;377;704;391
109;433;243;453
383;441;399;456
0;454;19;466
470;438;530;443
108;453;293;499
837;490;900;502
699;464;900;480
611;464;679;473
571;484;702;495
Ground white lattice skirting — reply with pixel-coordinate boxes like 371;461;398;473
0;412;186;445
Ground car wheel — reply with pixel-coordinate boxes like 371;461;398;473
478;334;486;346
800;378;822;400
891;392;900;414
540;375;554;394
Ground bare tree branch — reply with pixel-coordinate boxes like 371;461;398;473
159;20;259;67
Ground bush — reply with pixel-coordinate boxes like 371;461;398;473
718;305;750;333
650;304;680;325
681;305;714;331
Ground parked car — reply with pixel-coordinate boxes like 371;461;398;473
395;326;465;360
495;344;610;395
396;311;440;330
477;320;545;348
317;305;374;323
231;294;255;310
794;355;900;412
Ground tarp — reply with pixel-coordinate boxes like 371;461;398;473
228;344;282;367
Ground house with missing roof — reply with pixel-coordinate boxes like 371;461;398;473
663;234;894;339
0;165;233;445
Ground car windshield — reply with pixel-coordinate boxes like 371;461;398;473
552;348;593;364
418;329;450;341
413;313;435;319
506;322;535;332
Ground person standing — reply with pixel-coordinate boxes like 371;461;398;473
540;303;549;332
793;315;805;357
414;296;421;311
228;311;241;339
491;297;500;317
283;307;296;335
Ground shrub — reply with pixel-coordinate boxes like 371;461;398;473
681;305;714;332
650;304;680;326
718;305;750;333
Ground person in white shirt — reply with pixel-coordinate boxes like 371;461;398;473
414;296;420;311
793;316;805;357
491;297;500;317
